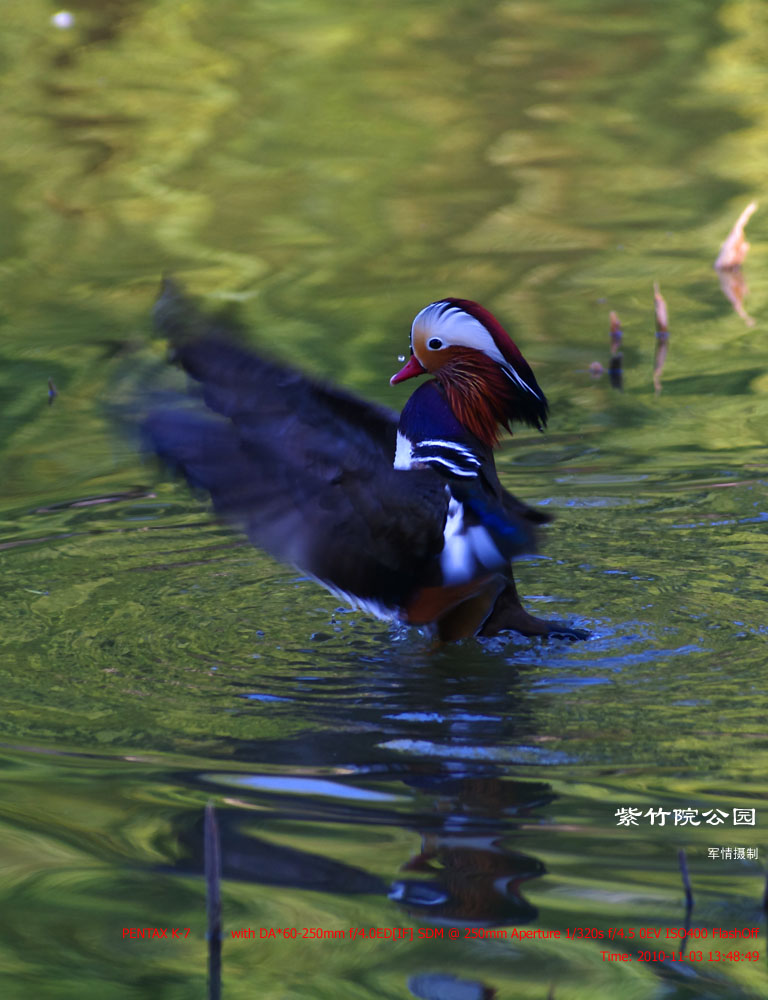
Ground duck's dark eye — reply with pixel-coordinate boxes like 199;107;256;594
427;338;443;350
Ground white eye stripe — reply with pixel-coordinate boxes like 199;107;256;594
413;302;543;401
413;303;505;363
438;305;465;321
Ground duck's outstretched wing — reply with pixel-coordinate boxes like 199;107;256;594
145;402;453;613
153;278;400;466
145;286;452;612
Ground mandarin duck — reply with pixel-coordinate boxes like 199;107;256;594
145;283;586;641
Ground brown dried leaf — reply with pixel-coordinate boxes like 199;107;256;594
717;265;755;326
715;201;757;270
653;282;668;334
653;284;669;394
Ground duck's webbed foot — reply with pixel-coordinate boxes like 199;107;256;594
478;575;589;641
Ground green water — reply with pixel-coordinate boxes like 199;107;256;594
1;1;767;997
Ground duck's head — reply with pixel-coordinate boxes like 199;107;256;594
390;298;548;447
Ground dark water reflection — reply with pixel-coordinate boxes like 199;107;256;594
2;0;768;997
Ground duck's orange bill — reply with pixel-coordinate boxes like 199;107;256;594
390;355;426;385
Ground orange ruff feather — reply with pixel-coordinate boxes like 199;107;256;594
436;348;518;448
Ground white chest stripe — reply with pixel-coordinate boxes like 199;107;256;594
419;456;477;478
395;433;481;478
416;439;481;463
394;431;415;470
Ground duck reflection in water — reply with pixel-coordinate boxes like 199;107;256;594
165;769;550;931
388;772;550;927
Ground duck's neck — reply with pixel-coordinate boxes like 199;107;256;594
394;381;487;478
434;355;508;448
